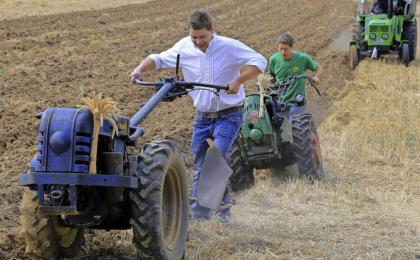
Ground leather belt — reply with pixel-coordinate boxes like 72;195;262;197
195;106;243;119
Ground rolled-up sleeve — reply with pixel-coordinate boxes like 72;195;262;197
148;39;183;70
231;40;267;72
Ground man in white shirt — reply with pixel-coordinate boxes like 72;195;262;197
130;10;267;222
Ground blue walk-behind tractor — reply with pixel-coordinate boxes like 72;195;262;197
19;67;228;259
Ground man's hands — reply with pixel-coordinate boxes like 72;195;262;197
129;71;143;83
226;65;262;94
311;64;322;86
226;78;241;94
311;75;320;86
129;57;156;83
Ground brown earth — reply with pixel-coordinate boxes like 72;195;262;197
0;0;418;259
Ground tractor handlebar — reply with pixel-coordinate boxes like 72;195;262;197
133;77;228;91
273;75;321;96
129;76;229;134
133;77;229;102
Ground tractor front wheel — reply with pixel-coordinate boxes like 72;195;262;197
349;45;359;70
403;21;417;62
401;43;410;67
292;113;324;180
129;140;188;260
20;190;85;259
227;137;255;192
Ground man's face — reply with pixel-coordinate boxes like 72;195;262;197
190;28;213;51
278;43;293;60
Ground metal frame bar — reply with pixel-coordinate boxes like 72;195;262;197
20;172;138;188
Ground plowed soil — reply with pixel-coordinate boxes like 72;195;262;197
1;0;418;259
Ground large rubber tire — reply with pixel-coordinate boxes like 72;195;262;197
20;190;85;259
403;21;417;62
349;45;359;70
401;43;410;67
291;113;324;180
227;138;254;192
129;140;188;260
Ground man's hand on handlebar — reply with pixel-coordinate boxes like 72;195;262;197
226;79;241;94
129;71;143;83
311;75;320;86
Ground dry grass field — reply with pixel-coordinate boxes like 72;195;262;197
0;0;418;259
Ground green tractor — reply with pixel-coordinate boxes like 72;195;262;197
227;75;324;192
349;0;417;68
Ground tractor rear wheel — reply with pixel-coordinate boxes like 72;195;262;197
20;190;85;259
401;43;410;67
129;140;188;260
403;21;417;62
227;137;255;192
349;45;359;70
291;113;324;180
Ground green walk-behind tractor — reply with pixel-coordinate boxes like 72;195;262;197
349;0;417;69
227;75;324;192
19;67;228;258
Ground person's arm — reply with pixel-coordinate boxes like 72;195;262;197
268;56;277;83
304;54;322;85
129;38;184;82
226;65;262;94
227;39;267;94
312;64;323;85
129;57;156;81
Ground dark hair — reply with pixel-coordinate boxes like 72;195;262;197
278;32;294;47
188;10;213;31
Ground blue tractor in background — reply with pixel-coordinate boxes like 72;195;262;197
19;70;228;259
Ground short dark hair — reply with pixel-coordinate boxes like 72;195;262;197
188;10;213;31
278;32;294;47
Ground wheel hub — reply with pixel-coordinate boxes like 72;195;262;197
162;167;182;251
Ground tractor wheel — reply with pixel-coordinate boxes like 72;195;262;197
129;140;188;260
227;138;254;192
349;45;359;70
20;190;84;259
352;22;365;43
291;113;324;180
401;43;410;67
403;21;417;61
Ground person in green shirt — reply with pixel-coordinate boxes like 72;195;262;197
268;32;323;123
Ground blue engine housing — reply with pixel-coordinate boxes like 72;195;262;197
21;107;138;219
30;108;93;173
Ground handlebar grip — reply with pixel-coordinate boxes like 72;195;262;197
133;78;143;84
306;77;315;86
182;81;228;90
133;79;162;86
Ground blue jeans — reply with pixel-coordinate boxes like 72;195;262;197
191;110;243;220
287;105;305;124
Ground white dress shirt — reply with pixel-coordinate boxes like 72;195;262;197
149;34;267;112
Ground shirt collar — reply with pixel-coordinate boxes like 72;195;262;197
191;32;217;53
